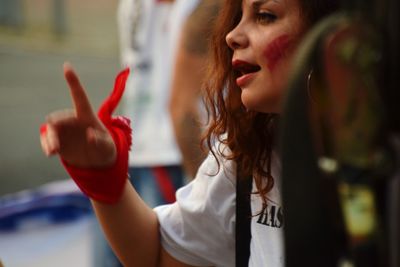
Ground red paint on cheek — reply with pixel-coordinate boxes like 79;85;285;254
264;35;292;71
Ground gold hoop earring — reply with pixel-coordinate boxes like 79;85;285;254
307;68;315;102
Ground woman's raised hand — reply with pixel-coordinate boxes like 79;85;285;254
40;63;116;168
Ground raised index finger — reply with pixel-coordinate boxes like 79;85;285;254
63;62;95;120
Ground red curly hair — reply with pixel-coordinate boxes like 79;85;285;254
202;0;339;204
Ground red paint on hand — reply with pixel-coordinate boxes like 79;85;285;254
40;124;47;135
40;67;133;204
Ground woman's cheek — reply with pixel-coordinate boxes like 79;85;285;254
263;34;293;71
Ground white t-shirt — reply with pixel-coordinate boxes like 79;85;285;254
117;0;199;167
154;144;284;267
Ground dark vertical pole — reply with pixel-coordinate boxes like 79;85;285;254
382;0;400;264
387;136;400;267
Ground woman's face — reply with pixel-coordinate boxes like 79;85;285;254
226;0;306;113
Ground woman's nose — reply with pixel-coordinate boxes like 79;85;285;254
226;24;248;50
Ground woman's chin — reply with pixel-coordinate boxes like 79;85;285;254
240;96;255;111
241;98;280;114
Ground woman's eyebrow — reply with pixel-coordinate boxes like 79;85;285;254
253;0;267;8
252;0;279;8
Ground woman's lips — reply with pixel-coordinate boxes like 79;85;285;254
236;72;256;87
232;59;260;87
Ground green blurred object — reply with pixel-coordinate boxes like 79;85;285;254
281;2;399;265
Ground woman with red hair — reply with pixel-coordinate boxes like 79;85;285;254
40;0;339;266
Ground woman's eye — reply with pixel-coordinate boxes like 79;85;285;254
255;12;277;24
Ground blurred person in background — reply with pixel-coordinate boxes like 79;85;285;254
92;0;204;266
169;0;222;179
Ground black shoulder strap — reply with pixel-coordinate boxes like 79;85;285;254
236;175;253;267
